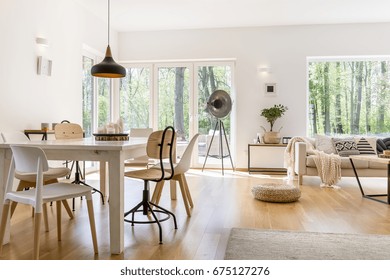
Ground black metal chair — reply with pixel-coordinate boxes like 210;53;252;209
124;126;177;244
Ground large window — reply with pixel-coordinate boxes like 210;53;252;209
119;61;235;167
308;58;390;137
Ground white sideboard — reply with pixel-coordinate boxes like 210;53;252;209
248;143;287;173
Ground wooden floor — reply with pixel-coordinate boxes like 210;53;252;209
2;169;390;260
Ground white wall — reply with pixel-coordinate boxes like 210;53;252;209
1;1;389;168
0;0;118;134
118;23;390;168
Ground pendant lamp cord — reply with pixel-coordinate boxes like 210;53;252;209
108;0;110;45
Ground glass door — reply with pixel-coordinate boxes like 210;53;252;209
194;63;234;168
119;65;152;131
154;64;192;159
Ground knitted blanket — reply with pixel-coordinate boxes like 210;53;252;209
284;136;341;188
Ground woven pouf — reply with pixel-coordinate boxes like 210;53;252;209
251;183;301;203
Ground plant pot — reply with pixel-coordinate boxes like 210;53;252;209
263;131;281;144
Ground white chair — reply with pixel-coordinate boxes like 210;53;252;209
54;122;105;208
0;145;98;259
1;131;72;227
151;133;199;217
124;128;154;168
124;126;177;244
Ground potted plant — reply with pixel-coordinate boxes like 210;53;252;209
260;104;288;144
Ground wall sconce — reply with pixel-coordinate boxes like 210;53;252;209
36;37;49;47
258;66;272;73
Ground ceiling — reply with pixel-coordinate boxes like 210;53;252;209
73;0;390;32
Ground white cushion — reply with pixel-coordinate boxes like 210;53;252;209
315;135;336;154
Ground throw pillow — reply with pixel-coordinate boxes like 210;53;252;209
333;138;360;157
315;134;336;154
354;137;376;155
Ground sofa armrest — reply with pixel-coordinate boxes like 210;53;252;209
294;142;307;175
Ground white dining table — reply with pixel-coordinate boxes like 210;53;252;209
0;137;147;254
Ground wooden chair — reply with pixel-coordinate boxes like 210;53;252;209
151;133;199;217
1;131;73;229
124;128;154;168
124;126;177;244
54;122;105;209
0;145;98;259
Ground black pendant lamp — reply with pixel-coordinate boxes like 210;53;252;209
91;0;126;78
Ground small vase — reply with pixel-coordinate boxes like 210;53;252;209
263;131;281;144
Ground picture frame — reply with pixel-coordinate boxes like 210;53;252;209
264;83;276;96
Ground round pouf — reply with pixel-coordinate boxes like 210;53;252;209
251;183;301;203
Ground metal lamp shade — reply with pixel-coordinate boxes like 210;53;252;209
207;90;232;119
91;45;126;78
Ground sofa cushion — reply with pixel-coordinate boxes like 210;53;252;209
333;138;360;157
315;135;336;154
368;161;388;170
354;137;377;155
306;155;368;169
377;137;390;154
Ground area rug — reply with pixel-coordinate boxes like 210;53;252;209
224;228;390;260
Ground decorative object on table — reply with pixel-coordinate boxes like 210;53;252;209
379;150;390;159
251;183;301;203
94;118;128;141
41;122;50;131
91;0;125;78
282;136;292;144
201;89;235;175
256;133;262;144
94;133;129;141
260;104;288;144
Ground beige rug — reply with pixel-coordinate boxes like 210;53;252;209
224;228;390;260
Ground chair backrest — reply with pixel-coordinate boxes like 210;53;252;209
10;145;49;174
7;145;49;211
2;131;30;142
175;133;200;174
146;126;176;181
54;123;83;139
130;128;153;138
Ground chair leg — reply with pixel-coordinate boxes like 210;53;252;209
0;203;10;255
177;175;191;217
149;201;178;230
56;201;62;241
10;180;31;217
181;175;194;207
33;212;42;260
151;181;164;205
86;198;98;254
43;203;49;232
62;200;74;219
146;202;163;244
124;180;178;244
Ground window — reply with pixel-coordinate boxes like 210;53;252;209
308;57;390;137
82;56;94;137
82;50;112;137
118;61;235;167
119;67;151;131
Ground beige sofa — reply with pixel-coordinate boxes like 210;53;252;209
294;137;388;185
